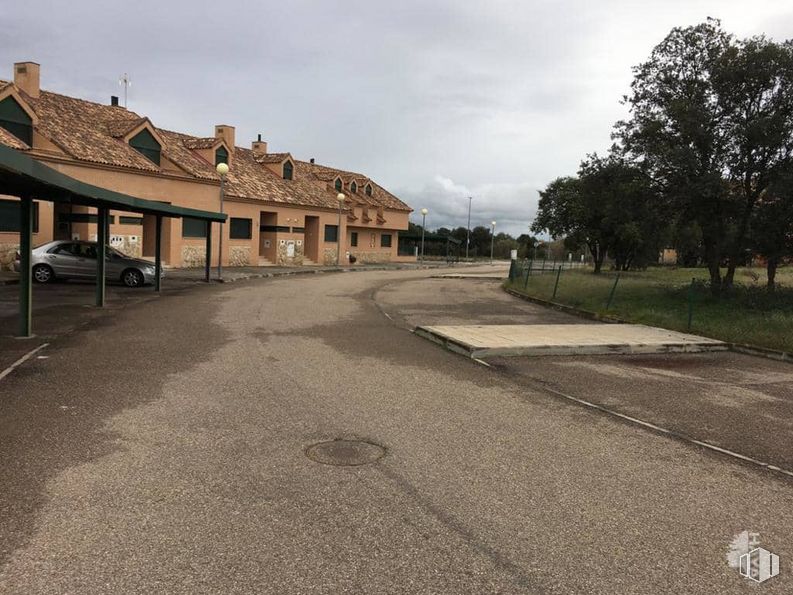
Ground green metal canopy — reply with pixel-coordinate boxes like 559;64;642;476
0;144;226;222
0;143;225;337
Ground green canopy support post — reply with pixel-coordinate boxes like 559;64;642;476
104;210;110;246
18;196;33;337
154;215;162;293
96;207;107;307
205;222;212;283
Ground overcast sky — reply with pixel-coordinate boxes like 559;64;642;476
3;1;792;235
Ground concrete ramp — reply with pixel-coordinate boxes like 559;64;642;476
414;324;727;359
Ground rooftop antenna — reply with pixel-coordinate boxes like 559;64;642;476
118;73;131;108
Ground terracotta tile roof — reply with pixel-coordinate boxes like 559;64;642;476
295;160;411;212
15;86;161;172
105;117;146;138
225;147;348;210
0;80;411;213
156;129;218;180
255;152;290;164
183;137;220;150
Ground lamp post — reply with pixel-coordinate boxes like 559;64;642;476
336;192;345;266
420;208;428;263
465;196;472;259
490;220;496;264
216;162;229;280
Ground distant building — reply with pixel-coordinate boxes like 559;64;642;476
659;248;677;265
0;61;412;270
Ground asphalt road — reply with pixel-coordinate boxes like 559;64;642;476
0;267;791;593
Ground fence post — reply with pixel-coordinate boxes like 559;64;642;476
523;266;530;290
605;273;620;310
528;257;533;276
687;277;695;331
552;265;562;300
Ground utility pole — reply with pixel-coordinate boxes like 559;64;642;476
465;196;472;259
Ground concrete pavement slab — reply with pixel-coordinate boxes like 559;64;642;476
415;323;728;358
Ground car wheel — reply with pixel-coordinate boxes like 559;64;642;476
32;264;54;284
122;269;144;288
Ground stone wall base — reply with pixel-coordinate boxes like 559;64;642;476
181;245;207;268
351;251;391;264
229;245;251;267
277;241;304;266
0;243;18;271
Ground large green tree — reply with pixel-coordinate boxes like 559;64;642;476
617;19;734;292
618;20;793;292
714;36;793;286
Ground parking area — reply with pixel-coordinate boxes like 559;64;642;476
0;274;209;370
1;266;791;593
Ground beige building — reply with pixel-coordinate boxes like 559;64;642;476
0;61;412;270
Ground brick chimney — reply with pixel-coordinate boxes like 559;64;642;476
251;133;267;156
14;62;40;98
214;124;235;151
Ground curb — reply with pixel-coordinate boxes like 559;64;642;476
503;285;793;365
213;263;447;283
1;264;449;287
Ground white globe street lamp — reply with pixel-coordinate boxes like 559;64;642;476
420;208;428;264
216;162;230;280
336;193;345;266
490;220;496;264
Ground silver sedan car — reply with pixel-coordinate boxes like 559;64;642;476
15;240;163;287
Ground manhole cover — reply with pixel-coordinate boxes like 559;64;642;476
305;440;386;466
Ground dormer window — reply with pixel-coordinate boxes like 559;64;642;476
365;184;373;197
334;177;342;192
351;181;358;194
129;128;161;166
283;160;294;180
0;95;33;145
215;145;228;166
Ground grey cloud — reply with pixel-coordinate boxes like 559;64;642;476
3;0;791;238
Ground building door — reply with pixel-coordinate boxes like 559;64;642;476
259;212;278;263
304;216;320;262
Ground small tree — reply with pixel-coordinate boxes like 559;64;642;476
532;155;661;273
